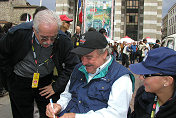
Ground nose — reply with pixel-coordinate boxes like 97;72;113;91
45;38;54;45
81;56;88;65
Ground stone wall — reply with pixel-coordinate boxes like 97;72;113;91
11;0;27;6
0;0;37;25
12;8;36;24
0;1;11;22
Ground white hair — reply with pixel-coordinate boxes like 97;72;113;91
97;45;112;56
33;9;61;32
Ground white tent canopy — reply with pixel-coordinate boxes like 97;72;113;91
116;36;134;43
145;37;156;43
106;37;114;44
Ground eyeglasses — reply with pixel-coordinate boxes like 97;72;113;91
65;21;71;24
38;34;58;42
143;74;170;79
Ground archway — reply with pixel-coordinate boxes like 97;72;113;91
20;13;31;21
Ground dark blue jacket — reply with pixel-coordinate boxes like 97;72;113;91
59;58;135;116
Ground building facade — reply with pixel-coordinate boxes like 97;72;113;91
162;14;168;39
167;3;176;36
56;0;75;33
56;0;163;41
0;0;37;25
114;0;162;41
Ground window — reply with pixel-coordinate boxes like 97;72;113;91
20;13;31;21
126;13;138;24
126;0;139;40
129;15;135;23
127;0;139;9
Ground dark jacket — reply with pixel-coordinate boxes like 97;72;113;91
131;86;176;118
71;33;81;48
153;44;160;49
0;22;80;94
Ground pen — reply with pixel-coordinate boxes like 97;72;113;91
50;98;56;118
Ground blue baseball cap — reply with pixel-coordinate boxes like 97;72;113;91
129;47;176;75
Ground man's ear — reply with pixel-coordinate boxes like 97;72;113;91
164;76;174;87
103;50;108;59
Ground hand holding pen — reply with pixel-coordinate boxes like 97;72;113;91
46;99;62;118
50;99;56;118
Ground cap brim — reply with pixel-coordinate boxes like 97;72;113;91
65;19;73;22
68;19;73;22
71;47;95;56
129;62;158;75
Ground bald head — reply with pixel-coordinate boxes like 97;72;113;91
76;26;81;34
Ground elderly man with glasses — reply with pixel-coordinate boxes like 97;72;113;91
0;10;79;118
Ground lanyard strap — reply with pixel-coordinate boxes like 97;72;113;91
151;96;157;118
31;35;53;71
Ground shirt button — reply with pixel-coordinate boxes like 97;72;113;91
79;101;82;103
102;87;104;89
80;78;83;81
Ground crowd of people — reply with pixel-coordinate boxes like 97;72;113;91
0;6;176;118
108;38;161;68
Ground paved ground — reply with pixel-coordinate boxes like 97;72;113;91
0;64;143;118
0;94;12;118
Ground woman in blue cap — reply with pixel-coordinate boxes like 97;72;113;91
129;47;176;118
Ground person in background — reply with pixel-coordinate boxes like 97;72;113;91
0;25;4;38
122;42;131;68
113;41;118;60
0;23;12;97
46;31;135;118
88;27;96;32
72;26;81;48
117;42;122;61
2;22;12;34
143;39;150;57
0;10;79;118
60;15;73;38
130;42;137;64
0;25;8;97
99;28;106;35
99;28;111;43
153;39;160;49
33;6;48;19
137;41;145;62
130;47;176;118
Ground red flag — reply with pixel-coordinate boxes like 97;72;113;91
79;8;83;24
102;17;105;27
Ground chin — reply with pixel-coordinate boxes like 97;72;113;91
42;45;50;48
144;87;151;93
86;69;95;74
